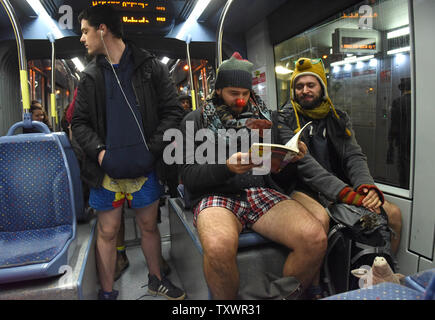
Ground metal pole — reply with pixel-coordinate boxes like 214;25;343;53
216;0;235;68
186;35;197;110
48;33;57;130
0;0;30;118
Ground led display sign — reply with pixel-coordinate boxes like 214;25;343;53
91;1;168;26
333;28;380;54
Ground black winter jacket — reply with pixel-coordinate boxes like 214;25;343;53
72;42;183;188
274;106;375;202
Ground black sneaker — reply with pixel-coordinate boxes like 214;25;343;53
98;289;119;300
147;274;186;300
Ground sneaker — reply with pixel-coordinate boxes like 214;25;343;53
114;250;130;281
147;274;186;300
98;289;119;300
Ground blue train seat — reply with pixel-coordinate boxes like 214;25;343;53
169;185;292;299
0;122;78;284
323;268;435;300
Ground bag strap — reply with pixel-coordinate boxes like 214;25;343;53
351;241;392;265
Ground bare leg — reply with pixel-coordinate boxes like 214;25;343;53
251;199;327;291
135;200;162;278
290;191;329;288
382;200;402;255
116;208;125;249
196;207;242;300
291;191;329;233
96;207;123;292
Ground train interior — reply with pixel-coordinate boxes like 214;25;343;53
0;0;434;300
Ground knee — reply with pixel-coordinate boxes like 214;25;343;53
137;218;158;234
201;234;238;266
97;222;119;242
298;223;327;257
314;206;330;232
385;203;402;229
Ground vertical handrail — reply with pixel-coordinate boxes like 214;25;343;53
186;34;197;110
216;0;235;68
0;0;31;119
47;33;57;129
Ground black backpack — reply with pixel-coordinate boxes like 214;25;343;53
322;203;395;296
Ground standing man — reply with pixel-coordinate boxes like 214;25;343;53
72;5;185;300
276;57;402;254
180;52;328;299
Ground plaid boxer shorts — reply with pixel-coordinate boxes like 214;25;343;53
193;187;290;228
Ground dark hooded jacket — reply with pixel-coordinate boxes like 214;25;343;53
72;42;183;188
273;105;375;203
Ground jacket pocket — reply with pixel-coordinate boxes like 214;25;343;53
101;143;155;179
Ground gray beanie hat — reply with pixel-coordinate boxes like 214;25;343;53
215;52;253;90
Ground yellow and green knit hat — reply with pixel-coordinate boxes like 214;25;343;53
290;57;329;101
289;57;352;137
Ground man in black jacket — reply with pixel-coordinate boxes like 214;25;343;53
276;57;402;254
72;6;185;300
180;52;328;299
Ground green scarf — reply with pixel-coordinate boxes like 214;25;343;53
291;97;351;137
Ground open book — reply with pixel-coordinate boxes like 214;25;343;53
250;121;312;173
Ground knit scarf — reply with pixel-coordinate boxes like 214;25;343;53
291;97;351;137
202;92;271;144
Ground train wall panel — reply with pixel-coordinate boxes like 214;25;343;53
409;0;435;259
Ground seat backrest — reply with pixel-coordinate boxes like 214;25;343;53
0;133;74;232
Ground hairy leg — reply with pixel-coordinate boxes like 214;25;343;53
291;191;330;233
290;191;329;289
251;199;327;291
196;207;242;300
135;200;161;278
382;200;402;255
96;207;123;292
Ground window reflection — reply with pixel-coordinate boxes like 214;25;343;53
274;0;411;189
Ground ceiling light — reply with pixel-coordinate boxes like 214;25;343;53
387;26;409;39
387;46;410;55
26;0;63;39
275;66;293;75
176;0;212;41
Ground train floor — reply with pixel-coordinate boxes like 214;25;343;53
113;198;186;300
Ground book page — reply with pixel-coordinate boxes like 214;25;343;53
284;121;312;152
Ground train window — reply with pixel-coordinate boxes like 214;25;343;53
274;0;412;189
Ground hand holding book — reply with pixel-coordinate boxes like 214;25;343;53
250;121;312;173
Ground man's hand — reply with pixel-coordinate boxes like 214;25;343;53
98;150;106;166
360;187;383;212
290;141;308;163
226;152;259;174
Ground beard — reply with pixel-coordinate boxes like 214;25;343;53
295;93;324;110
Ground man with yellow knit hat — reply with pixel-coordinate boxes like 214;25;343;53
275;57;402;260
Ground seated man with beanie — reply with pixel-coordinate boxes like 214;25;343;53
180;52;328;299
275;57;403;255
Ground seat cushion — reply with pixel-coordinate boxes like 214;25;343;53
404;269;435;292
323;282;424;300
0;138;73;232
0;225;73;268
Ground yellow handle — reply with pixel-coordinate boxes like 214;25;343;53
50;93;58;124
20;70;30;111
191;90;196;111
